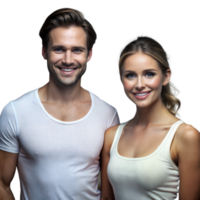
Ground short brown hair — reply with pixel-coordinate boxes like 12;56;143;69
119;37;181;115
39;8;97;52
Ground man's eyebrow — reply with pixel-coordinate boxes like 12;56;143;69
125;69;157;73
51;45;86;50
72;46;86;50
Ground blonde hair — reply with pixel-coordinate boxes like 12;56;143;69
119;37;180;115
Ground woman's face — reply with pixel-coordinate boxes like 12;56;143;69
121;52;170;108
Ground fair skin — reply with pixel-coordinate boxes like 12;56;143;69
0;26;92;200
101;52;200;200
40;26;92;121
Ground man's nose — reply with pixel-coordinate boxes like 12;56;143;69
63;51;74;65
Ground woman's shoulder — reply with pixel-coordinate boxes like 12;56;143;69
104;125;120;144
104;121;127;147
176;122;199;141
105;122;128;138
175;122;200;149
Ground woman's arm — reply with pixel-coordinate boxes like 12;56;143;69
176;124;200;200
100;125;118;200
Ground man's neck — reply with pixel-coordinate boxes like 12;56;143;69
38;79;85;105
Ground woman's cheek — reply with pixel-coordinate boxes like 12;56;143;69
123;80;134;91
147;77;162;89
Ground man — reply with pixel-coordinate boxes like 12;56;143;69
0;8;119;200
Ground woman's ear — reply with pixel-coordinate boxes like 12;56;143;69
119;71;123;87
163;69;171;86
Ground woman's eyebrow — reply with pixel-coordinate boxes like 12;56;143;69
125;69;157;73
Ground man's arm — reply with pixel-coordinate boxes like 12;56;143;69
0;150;18;200
109;111;120;128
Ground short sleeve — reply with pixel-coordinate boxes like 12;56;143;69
108;110;120;128
0;102;20;153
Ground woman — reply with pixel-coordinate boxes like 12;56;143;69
101;37;200;200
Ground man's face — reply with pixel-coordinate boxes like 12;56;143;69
42;26;92;87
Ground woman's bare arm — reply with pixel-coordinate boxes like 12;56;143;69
100;125;118;200
177;124;200;200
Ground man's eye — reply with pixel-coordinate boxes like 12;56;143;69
55;49;63;53
74;49;81;52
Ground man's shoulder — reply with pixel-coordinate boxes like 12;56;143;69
91;92;116;113
12;89;36;104
1;89;37;116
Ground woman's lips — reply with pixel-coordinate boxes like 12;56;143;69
133;91;151;99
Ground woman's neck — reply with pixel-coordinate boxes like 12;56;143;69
133;97;174;127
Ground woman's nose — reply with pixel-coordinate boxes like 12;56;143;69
135;77;145;90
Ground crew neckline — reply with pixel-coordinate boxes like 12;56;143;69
116;120;182;161
35;89;94;124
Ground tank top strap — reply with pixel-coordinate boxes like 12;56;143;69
165;120;184;145
110;122;128;154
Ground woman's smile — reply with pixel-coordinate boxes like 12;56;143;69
132;91;152;100
121;52;166;108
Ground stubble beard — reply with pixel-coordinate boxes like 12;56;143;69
48;62;87;88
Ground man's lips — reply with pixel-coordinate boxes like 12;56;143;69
58;67;78;71
58;67;77;75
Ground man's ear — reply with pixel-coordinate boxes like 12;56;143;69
87;49;92;62
42;46;47;60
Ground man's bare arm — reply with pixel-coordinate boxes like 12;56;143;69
0;150;18;200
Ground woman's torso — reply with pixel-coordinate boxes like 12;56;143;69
107;120;183;200
117;120;179;162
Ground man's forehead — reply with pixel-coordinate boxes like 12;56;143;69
49;26;87;47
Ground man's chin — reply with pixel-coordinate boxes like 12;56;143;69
56;77;81;88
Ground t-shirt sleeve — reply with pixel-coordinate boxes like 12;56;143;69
0;102;20;153
108;110;120;128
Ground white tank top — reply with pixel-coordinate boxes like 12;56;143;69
107;120;183;200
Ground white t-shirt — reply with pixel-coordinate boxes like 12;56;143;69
0;89;119;200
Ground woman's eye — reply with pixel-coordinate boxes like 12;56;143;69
145;72;155;77
126;72;155;78
125;74;136;78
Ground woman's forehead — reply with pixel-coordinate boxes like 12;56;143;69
123;53;160;72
